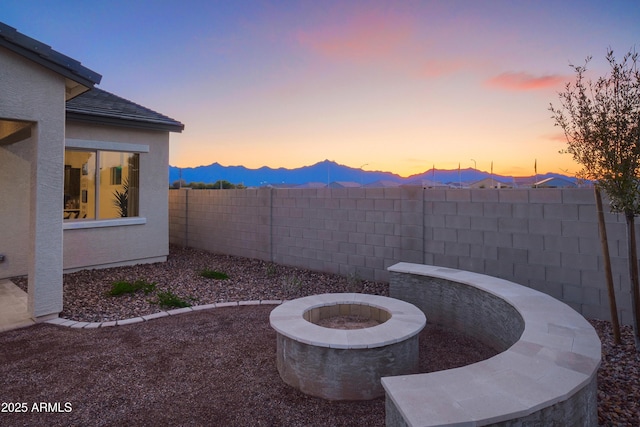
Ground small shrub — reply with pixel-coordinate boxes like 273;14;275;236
346;272;363;293
281;275;302;296
154;290;191;308
199;269;229;280
265;263;277;277
108;279;156;296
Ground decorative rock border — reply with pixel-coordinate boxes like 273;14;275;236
43;300;283;328
270;293;426;400
383;262;602;427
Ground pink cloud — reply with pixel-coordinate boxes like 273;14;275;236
418;59;466;78
296;11;412;62
547;132;569;143
486;72;566;91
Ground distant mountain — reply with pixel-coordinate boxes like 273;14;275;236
168;160;574;188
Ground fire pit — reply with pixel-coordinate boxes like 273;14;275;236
269;293;426;400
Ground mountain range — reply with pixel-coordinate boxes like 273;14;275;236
168;160;573;188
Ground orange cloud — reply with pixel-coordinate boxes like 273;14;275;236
486;72;566;91
296;11;412;62
546;131;569;143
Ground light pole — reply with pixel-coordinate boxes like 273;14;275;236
470;159;476;170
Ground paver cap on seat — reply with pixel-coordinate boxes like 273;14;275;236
383;262;601;427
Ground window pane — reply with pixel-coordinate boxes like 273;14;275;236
64;149;139;220
64;150;96;220
99;151;139;218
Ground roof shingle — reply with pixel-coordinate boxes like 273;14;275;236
66;88;184;133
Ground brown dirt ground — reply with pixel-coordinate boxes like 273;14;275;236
0;305;496;427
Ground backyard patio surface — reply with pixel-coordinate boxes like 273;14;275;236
0;279;33;332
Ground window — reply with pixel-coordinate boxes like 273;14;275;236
64;149;139;220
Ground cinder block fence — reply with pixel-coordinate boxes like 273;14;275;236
169;187;636;324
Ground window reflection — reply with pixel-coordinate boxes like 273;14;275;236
64;150;139;220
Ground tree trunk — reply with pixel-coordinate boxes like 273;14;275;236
596;188;621;344
625;210;640;351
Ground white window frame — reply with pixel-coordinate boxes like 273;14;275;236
63;139;149;230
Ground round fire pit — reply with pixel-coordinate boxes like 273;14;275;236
269;293;426;400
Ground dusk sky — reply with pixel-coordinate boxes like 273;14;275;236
4;1;639;177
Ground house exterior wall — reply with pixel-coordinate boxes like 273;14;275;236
0;137;30;278
169;187;636;325
63;122;170;270
0;46;66;318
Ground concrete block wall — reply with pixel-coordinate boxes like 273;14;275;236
169;187;636;324
170;188;272;261
269;186;424;280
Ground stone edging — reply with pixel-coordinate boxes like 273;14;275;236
383;262;602;427
44;300;283;328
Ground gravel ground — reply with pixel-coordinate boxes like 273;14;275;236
0;306;497;427
6;245;640;426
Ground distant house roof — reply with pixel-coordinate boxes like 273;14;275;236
404;179;449;188
294;182;327;189
468;177;512;189
66;88;184;133
534;177;576;188
364;180;401;188
328;181;361;188
0;22;101;91
512;176;537;188
268;183;297;189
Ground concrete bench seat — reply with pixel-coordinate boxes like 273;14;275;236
382;262;601;427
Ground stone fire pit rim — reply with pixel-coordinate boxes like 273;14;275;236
269;293;426;350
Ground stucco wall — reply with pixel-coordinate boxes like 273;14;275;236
63;122;170;270
169;187;636;324
0;138;30;277
0;46;66;317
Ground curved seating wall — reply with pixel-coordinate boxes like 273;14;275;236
383;262;601;427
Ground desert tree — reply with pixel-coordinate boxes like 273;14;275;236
171;179;187;189
550;48;640;350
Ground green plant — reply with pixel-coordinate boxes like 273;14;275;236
346;271;363;293
281;275;302;296
154;290;192;308
265;263;277;277
112;177;130;218
199;269;229;280
108;279;156;296
550;48;640;350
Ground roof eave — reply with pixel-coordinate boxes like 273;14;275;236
0;23;102;89
66;112;184;133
